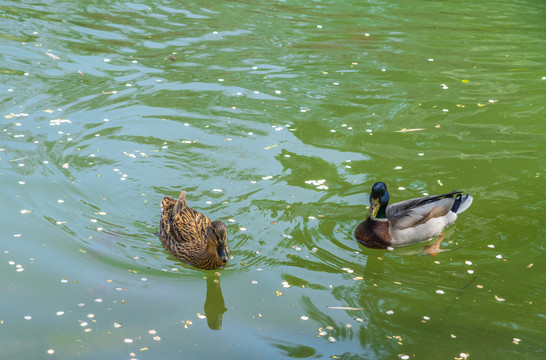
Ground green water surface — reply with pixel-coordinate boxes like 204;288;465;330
1;0;545;359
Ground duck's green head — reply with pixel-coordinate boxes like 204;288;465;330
208;221;230;264
368;182;389;219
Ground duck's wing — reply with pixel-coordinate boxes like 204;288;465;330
171;203;213;244
387;191;461;229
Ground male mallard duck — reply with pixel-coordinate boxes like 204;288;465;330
355;182;473;249
159;190;229;269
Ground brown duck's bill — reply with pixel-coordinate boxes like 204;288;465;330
217;247;229;263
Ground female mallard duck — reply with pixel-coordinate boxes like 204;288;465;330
355;182;473;249
159;190;229;269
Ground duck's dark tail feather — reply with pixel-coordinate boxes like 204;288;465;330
171;190;187;219
451;193;473;214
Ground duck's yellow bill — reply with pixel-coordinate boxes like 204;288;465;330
368;197;380;219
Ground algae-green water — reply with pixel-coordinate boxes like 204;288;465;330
1;1;544;359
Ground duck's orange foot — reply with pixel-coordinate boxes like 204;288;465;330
422;233;444;257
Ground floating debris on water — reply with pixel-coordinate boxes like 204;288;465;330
305;179;328;190
394;128;424;132
49;119;71;126
45;52;60;60
327;306;363;311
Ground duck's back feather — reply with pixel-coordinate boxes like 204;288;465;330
385;191;463;246
163;196;211;245
386;191;461;218
388;196;457;229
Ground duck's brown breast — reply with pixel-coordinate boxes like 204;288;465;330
354;219;392;249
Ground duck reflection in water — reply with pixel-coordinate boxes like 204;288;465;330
204;272;227;330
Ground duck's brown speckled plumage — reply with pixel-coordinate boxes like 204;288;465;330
159;190;229;270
